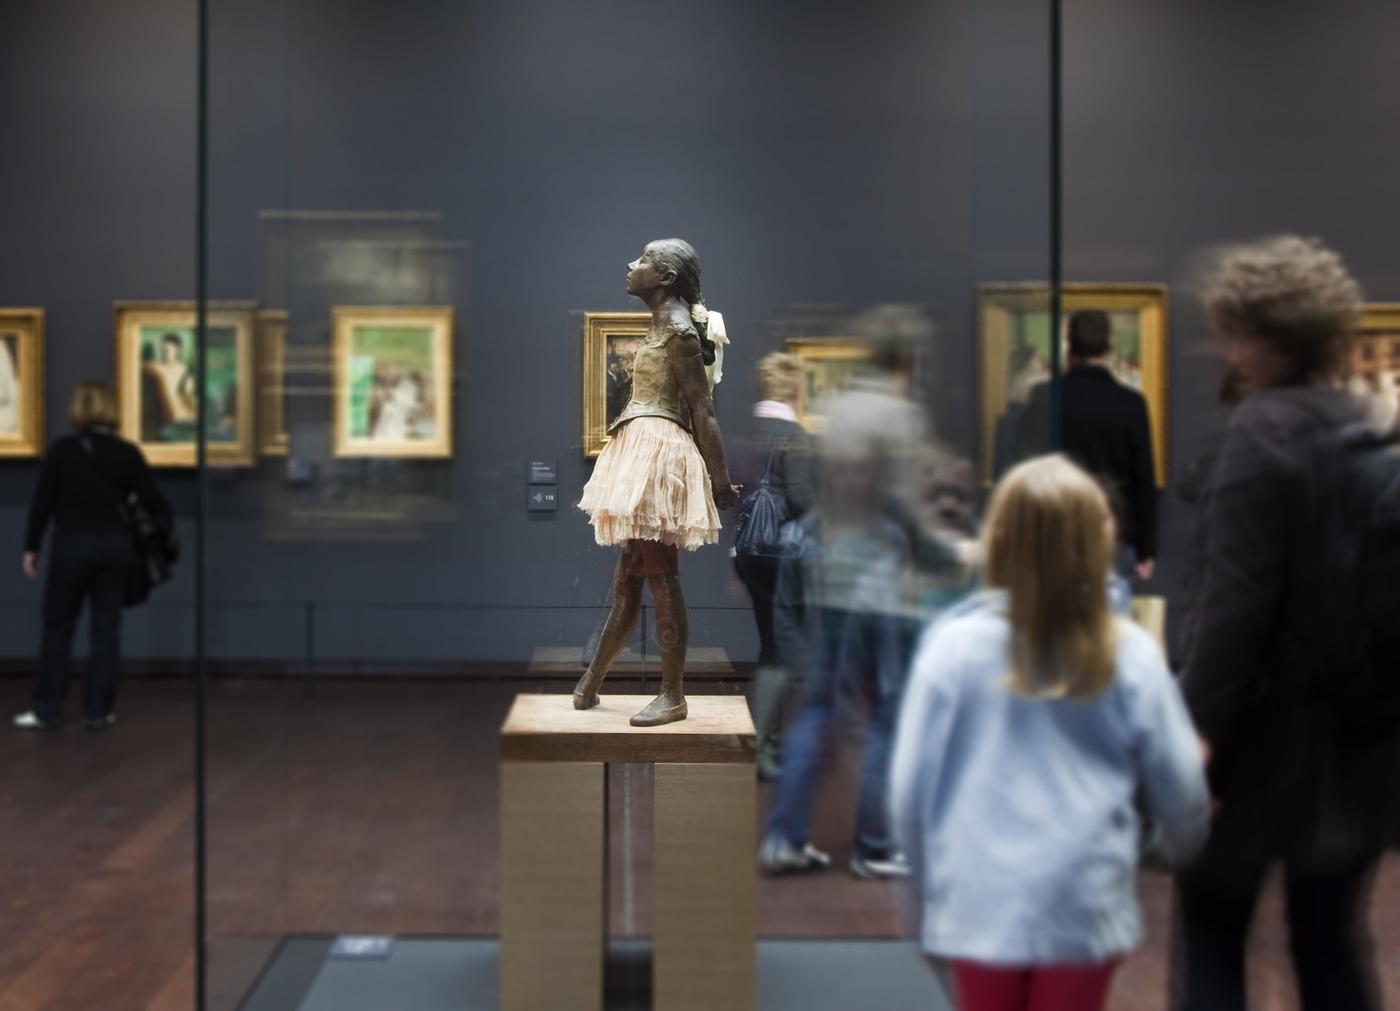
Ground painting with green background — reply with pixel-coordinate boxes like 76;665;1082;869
137;324;238;442
347;324;436;439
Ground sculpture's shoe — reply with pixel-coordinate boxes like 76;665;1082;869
629;696;687;727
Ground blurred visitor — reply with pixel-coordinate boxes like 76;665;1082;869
15;382;170;732
907;445;980;609
823;309;967;584
1021;309;1158;584
1174;235;1394;1011
756;312;955;879
730;352;815;780
820;308;929;518
757;434;917;879
891;454;1209;1011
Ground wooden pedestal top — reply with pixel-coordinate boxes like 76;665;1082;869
500;694;756;764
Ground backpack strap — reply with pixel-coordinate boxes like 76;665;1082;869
756;433;780;487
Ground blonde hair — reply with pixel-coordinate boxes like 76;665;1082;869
757;352;803;404
1200;235;1362;380
69;380;118;430
982;455;1117;700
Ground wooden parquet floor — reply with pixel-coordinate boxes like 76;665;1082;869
0;678;1394;1010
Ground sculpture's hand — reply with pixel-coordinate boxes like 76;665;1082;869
713;482;741;511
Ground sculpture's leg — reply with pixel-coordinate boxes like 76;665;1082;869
630;571;688;727
573;554;643;709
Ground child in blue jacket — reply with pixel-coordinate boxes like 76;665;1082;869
890;455;1209;1011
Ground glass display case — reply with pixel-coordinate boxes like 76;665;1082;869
4;1;1397;1009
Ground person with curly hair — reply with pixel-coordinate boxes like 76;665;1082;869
1173;236;1387;1011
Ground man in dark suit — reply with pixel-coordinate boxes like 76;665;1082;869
1020;309;1157;581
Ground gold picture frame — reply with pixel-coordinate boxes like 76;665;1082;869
784;338;872;433
582;311;651;458
1349;303;1400;413
0;308;45;458
256;309;289;457
113;300;258;468
332;306;454;459
979;283;1169;487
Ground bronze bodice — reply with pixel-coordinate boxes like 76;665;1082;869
609;323;696;433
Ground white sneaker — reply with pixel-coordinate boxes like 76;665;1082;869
84;714;117;731
13;711;56;731
850;851;912;880
757;837;832;875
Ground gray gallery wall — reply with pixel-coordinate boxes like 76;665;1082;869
1062;0;1400;658
0;0;1052;667
1;0;1394;668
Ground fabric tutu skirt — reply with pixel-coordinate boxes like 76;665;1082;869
579;416;721;550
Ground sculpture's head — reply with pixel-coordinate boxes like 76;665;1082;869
626;238;701;305
626;238;715;365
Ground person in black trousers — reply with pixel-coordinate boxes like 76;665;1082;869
1173;236;1390;1011
1020;309;1158;582
14;381;170;732
729;352;815;779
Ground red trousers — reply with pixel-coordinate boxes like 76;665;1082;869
951;959;1118;1011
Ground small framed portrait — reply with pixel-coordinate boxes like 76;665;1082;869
0;308;44;458
783;338;872;433
113;301;257;467
978;283;1169;487
1348;304;1400;432
332;306;454;459
582;311;651;458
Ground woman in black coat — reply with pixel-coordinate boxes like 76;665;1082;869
729;352;815;779
14;381;169;731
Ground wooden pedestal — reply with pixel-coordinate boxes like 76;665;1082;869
499;694;756;1011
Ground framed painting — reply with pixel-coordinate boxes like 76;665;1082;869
1348;303;1400;429
582;311;650;458
113;301;257;467
332;306;454;459
783;338;872;433
978;283;1169;487
256;309;289;457
0;308;44;458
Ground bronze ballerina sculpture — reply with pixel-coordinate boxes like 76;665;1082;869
575;238;739;727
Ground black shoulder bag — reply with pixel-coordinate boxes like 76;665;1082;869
734;437;791;560
80;435;179;607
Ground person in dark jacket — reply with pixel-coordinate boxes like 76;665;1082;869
1171;368;1243;672
1021;309;1158;582
729;352;815;779
14;381;170;732
1173;236;1389;1011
